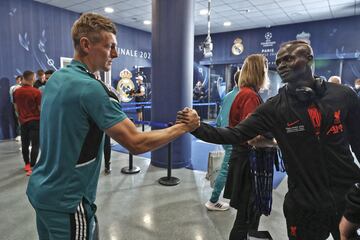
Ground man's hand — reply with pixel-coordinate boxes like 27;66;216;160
247;135;277;148
176;107;191;124
340;216;360;240
176;107;200;132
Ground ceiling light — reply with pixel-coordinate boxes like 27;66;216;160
104;7;114;13
199;9;208;15
224;21;231;27
239;9;250;13
143;20;151;25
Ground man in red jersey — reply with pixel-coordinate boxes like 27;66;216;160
13;70;41;176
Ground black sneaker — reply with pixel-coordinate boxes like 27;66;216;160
104;168;111;175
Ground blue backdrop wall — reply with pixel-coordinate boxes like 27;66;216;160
195;15;360;86
0;0;78;140
0;0;151;140
1;0;359;140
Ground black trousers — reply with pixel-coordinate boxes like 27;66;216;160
11;104;20;137
283;193;341;240
104;135;111;170
20;120;40;167
225;149;261;240
229;206;261;240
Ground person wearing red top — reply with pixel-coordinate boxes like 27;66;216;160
220;54;272;240
13;70;41;176
229;87;262;128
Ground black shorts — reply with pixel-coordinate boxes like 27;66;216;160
135;104;143;113
135;97;145;113
283;193;341;240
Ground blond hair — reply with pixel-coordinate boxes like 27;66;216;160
239;54;269;90
71;13;117;49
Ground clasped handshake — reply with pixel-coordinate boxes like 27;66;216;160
176;107;201;132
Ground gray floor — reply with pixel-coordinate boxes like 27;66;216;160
0;140;333;240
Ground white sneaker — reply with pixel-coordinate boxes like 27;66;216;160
205;200;229;211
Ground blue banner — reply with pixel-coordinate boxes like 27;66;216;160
0;0;152;140
195;15;360;84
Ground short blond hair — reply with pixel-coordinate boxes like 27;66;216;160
239;54;268;90
71;13;117;49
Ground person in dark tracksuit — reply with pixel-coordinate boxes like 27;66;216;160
178;40;360;240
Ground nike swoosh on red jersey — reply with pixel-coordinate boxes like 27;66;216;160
287;120;300;127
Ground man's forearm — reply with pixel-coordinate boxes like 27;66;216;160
191;122;254;145
109;123;189;155
108;109;199;155
130;124;188;154
248;135;277;148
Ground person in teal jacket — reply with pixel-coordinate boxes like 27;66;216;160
205;70;240;211
26;13;200;240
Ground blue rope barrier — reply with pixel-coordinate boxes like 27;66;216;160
133;120;170;128
208;121;217;126
192;102;217;106
122;106;142;111
122;103;216;112
121;102;217;106
122;106;152;111
121;102;218;128
121;101;152;105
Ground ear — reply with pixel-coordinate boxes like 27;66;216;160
308;55;315;74
79;37;91;54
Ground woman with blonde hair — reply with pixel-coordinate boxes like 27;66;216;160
227;54;272;240
229;54;269;126
178;54;273;239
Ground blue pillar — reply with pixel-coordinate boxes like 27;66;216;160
151;0;194;168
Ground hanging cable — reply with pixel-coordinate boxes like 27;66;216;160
207;0;211;38
199;0;213;58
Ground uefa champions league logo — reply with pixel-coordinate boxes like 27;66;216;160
261;31;276;65
265;32;272;41
261;31;276;48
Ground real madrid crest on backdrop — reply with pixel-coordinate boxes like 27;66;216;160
296;31;311;44
231;38;244;55
117;69;135;103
